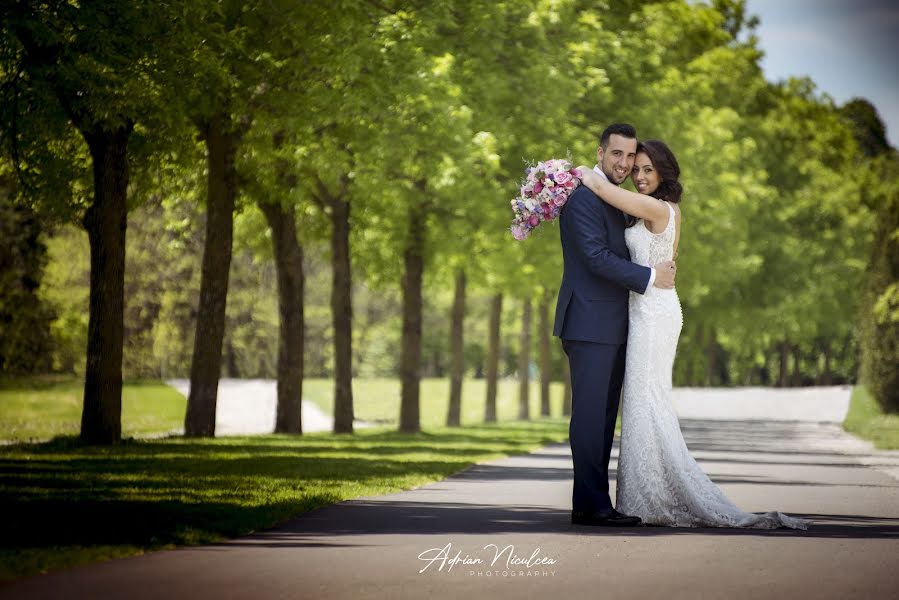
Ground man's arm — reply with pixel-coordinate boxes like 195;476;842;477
564;187;653;294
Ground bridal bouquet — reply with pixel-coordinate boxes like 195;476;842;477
509;158;582;240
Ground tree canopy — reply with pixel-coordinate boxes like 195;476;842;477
2;0;896;442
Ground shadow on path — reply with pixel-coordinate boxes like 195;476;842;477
218;500;899;548
212;416;898;549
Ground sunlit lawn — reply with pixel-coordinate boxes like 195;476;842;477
843;385;899;450
0;376;186;441
0;376;568;441
303;377;568;428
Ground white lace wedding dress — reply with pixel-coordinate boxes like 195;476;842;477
615;203;809;529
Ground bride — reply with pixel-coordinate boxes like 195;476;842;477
578;141;809;530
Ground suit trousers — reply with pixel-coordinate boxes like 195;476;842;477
562;339;626;514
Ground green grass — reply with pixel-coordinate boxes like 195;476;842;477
303;377;568;428
0;376;568;442
0;376;186;441
843;385;899;450
0;423;569;581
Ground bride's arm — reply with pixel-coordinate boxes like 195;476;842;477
578;167;669;222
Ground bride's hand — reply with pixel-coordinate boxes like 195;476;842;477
576;165;597;185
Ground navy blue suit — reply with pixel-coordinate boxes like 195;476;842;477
554;182;651;515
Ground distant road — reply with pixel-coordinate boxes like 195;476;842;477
166;378;354;434
670;385;851;422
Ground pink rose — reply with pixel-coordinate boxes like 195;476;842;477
565;179;576;189
553;194;566;206
555;171;572;185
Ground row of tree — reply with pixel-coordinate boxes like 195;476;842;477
1;0;896;444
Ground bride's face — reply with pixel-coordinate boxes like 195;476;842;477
632;152;660;195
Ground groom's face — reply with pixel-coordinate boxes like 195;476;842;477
597;134;638;185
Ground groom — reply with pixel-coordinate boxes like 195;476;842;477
554;123;676;526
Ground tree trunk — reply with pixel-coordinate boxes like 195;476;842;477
447;268;466;427
761;351;773;386
518;298;532;420
822;342;833;385
562;357;572;417
79;123;132;444
485;293;502;423
399;203;425;433
331;192;354;433
704;327;716;386
312;175;354;434
791;344;802;387
778;341;789;388
260;199;304;434
538;292;551;417
185;113;238;437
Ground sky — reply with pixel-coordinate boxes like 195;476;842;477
744;0;899;147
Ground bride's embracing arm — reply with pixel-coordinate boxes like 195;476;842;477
578;166;669;222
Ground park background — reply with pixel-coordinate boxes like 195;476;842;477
0;0;897;582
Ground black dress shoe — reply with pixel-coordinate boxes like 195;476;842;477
571;510;642;527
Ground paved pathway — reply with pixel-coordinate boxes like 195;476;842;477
3;387;898;599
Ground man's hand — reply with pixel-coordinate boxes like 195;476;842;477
653;260;676;289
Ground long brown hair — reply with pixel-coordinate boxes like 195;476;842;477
637;140;682;204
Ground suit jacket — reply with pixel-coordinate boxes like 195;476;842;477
553;183;651;344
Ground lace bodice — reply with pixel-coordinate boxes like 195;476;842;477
616;202;808;530
624;205;676;269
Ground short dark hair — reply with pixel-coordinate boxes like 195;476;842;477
600;123;637;149
637;140;682;204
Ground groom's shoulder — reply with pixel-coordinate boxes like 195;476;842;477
568;184;597;202
565;184;599;211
